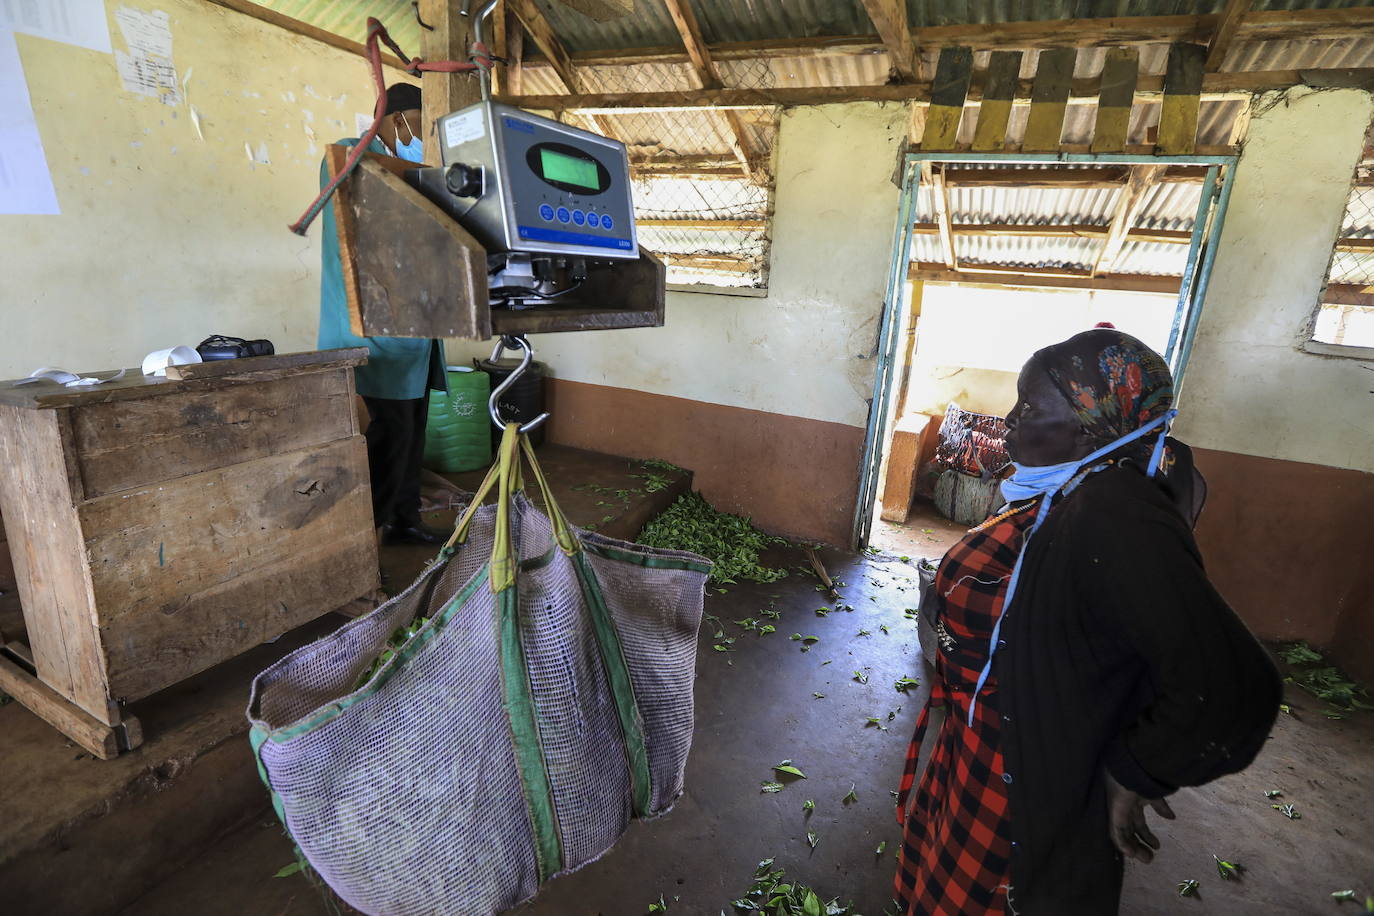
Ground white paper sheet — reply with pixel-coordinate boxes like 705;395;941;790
113;5;178;104
0;30;59;215
0;0;112;53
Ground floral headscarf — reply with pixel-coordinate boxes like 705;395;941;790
1032;329;1174;468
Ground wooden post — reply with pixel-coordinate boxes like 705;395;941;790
1159;43;1207;155
1022;48;1077;152
419;0;483;167
1093;164;1166;276
1091;48;1139;153
922;46;973;151
971;50;1022;152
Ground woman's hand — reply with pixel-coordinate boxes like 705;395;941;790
1104;769;1176;863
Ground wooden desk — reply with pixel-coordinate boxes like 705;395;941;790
0;350;379;758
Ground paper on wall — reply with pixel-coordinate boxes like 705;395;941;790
113;6;178;105
0;0;112;54
0;30;59;214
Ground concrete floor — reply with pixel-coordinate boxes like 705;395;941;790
122;544;1374;916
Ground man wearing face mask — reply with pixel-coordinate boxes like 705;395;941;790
318;82;448;546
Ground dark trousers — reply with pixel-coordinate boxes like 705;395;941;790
362;393;429;528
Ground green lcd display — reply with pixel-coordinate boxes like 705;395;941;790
540;148;600;190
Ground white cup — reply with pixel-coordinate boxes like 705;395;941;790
141;345;203;377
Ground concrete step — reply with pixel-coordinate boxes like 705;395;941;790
0;444;691;915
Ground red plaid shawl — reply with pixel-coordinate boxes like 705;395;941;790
895;501;1039;916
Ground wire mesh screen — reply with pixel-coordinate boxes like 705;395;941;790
576;58;778;290
1315;163;1374;348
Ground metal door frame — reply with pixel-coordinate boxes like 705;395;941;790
852;150;1239;548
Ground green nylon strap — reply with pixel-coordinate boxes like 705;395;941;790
249;726;289;827
573;552;654;817
489;424;521;593
497;586;564;881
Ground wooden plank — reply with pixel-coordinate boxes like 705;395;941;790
1207;0;1251;71
921;47;973;150
660;0;765;181
419;0;481;166
1093;164;1167;276
941;165;1208;187
1022;48;1078;152
505;6;526;96
0;406;114;724
858;0;916;81
922;162;957;269
1091;48;1139;153
83;436;378;701
506;0;623;144
0;654;124;759
909;262;1182;295
1240;8;1374;43
910;222;1192;245
203;0;407;70
1159;43;1207;155
162;348;367;382
491;246;666;334
1324;284;1374;307
69;369;355;499
971;50;1022;152
335;153;491;339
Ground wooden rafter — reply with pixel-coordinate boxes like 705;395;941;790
922;162;958;269
1093;164;1167;276
501;64;1374;113
1206;0;1252;72
910;222;1192;245
660;0;766;182
909;262;1182;295
505;0;620;140
857;0;917;82
938;165;1208;187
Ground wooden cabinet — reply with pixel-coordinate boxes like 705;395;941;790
0;350;379;758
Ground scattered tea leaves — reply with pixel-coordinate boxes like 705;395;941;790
857;628;871;637
761;782;785;794
730;858;856;915
853;670;869;684
879;624;891;635
1177;879;1199;897
273;862;304;878
1264;789;1283;798
894;676;920;693
1272;803;1300;819
813;692;826;699
1278;704;1293;716
816;607;831;617
1279;642;1324;665
807;831;819;849
1214;856;1245;881
842;784;858;804
1331;890;1356;902
647;894;669;913
639;492;788;585
864;717;888;731
875;841;887;856
774;760;807;779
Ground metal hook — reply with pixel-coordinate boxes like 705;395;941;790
411;1;435;31
487;335;549;434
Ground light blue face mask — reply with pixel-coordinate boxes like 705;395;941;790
967;408;1180;725
394;113;424;163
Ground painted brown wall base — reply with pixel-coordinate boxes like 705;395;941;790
543;379;865;547
1193;447;1374;687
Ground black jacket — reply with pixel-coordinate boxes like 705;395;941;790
995;465;1280;914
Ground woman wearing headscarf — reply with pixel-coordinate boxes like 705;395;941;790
893;329;1280;915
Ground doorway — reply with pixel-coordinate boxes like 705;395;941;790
855;152;1238;549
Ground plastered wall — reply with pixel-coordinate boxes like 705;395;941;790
448;102;910;430
1175;87;1374;473
0;0;410;378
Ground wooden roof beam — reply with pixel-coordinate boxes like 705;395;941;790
660;0;766;182
938;165;1209;187
921;162;958;269
506;0;621;140
858;0;918;81
909;262;1182;295
1093;164;1167;276
910;222;1193;245
1206;0;1252;72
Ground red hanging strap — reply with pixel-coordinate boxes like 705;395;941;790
287;19;492;236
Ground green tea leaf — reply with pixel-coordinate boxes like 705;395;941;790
807;831;819;849
1177;879;1199;897
761;782;785;793
842;784;857;804
1279;641;1324;665
879;624;890;634
647;893;669;913
802;636;819;644
857;628;871;637
1264;789;1282;798
853;671;869;684
273;862;304;878
803;890;823;916
1331;890;1356;901
813;692;826;699
875;841;887;856
774;762;807;779
1214;856;1245;881
894;676;920;693
1272;803;1300;819
803;799;815;812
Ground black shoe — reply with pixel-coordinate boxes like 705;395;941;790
382;520;449;546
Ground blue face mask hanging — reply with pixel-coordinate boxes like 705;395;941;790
393;113;424;163
966;407;1180;725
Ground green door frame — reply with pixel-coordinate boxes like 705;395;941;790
852;150;1239;548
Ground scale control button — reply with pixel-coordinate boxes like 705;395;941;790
572;209;586;226
539;204;554;221
601;214;614;231
586;212;601;228
556;206;571;224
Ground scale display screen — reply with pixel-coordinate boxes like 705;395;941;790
540;148;599;190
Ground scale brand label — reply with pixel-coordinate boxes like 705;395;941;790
444;109;486;148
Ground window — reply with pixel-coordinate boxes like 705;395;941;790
1312;160;1374;351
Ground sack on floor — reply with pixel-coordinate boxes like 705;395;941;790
247;424;711;916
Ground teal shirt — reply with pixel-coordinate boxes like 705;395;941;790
318;138;447;400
